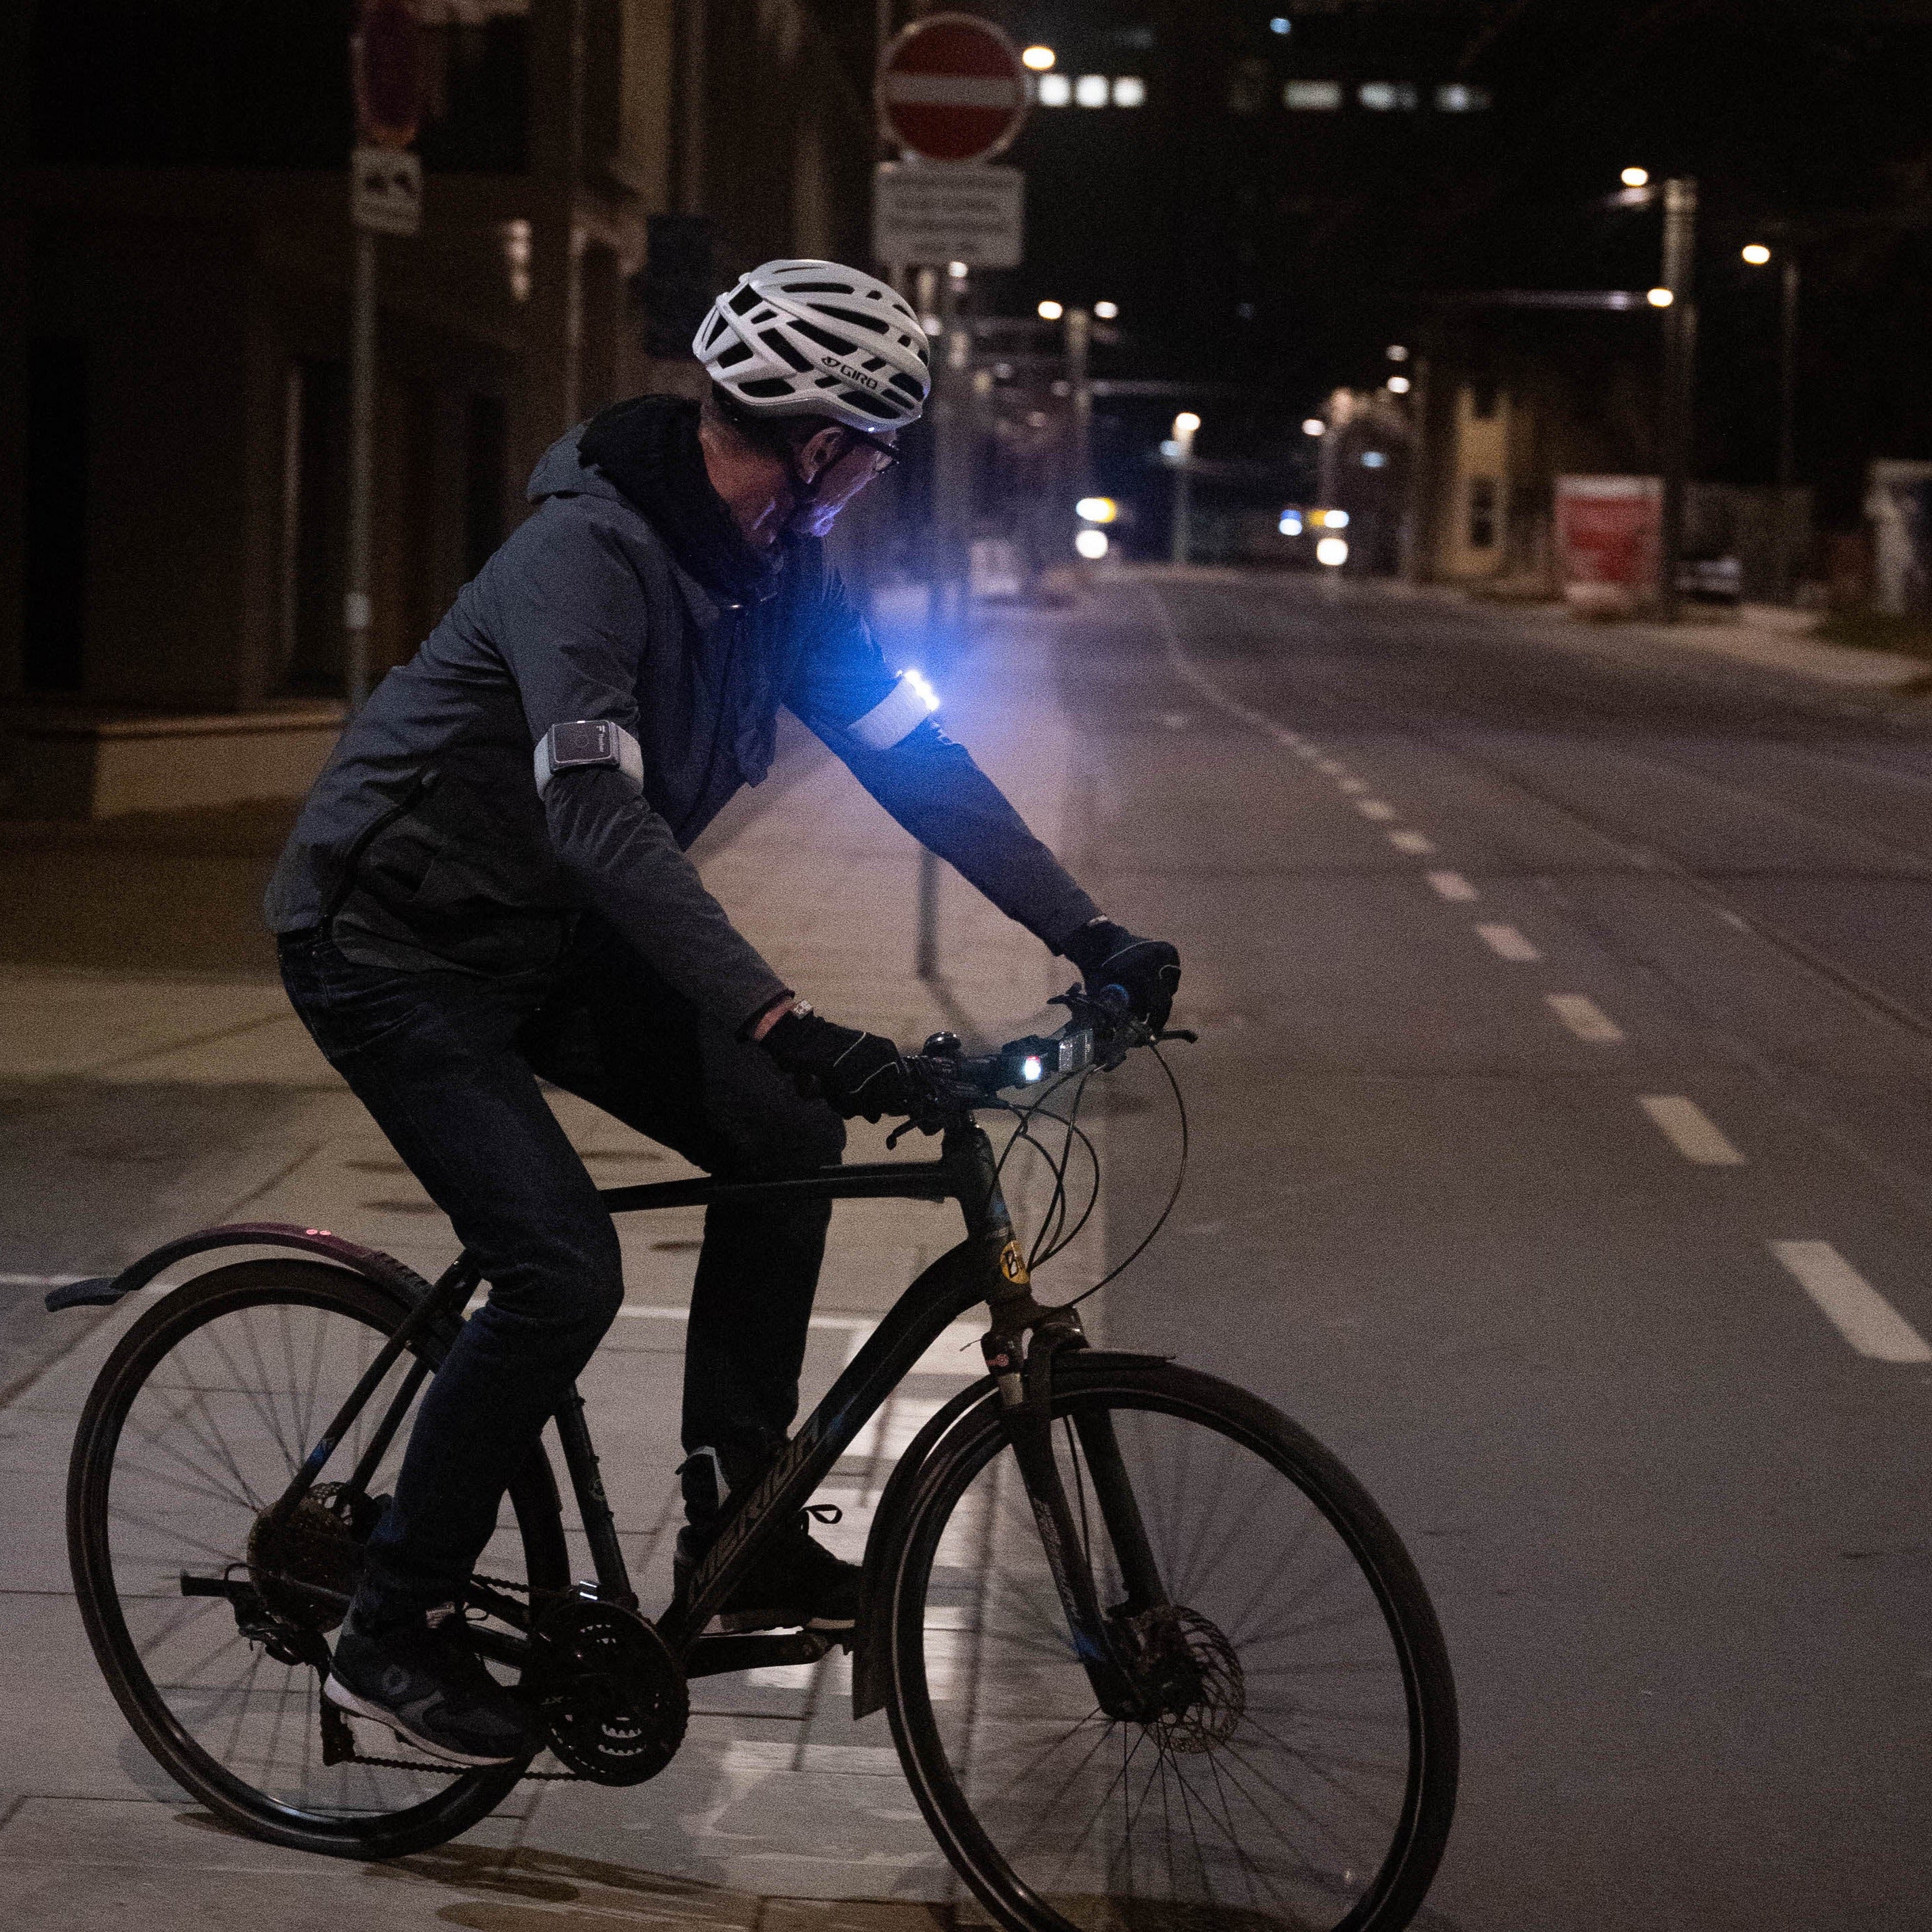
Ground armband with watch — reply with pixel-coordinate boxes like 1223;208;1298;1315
533;719;645;799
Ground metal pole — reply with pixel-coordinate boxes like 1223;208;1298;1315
1776;254;1800;603
1657;176;1698;621
931;264;971;625
1066;306;1093;501
1170;422;1196;566
915;846;940;979
344;225;378;712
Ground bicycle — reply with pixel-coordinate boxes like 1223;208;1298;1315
46;988;1459;1931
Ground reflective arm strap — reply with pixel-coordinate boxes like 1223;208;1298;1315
846;670;940;751
534;719;646;798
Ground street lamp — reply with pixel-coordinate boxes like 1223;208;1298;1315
1094;300;1118;319
1621;165;1649;188
1170;412;1200;566
1037;299;1063;321
1301;417;1325;437
1021;45;1055;71
1742;241;1802;600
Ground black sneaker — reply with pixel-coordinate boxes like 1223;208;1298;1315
673;1507;861;1635
325;1601;535;1767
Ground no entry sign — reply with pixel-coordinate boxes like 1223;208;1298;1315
878;13;1029;165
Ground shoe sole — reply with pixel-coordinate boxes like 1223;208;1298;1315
323;1674;524;1768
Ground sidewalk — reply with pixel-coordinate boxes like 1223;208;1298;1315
0;604;1104;1929
1406;583;1932;696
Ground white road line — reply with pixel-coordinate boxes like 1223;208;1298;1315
1292;744;1321;761
1638;1095;1746;1166
0;1272;91;1288
1387;829;1436;856
1316;760;1345;776
1338;776;1368;795
1769;1241;1932;1362
1425;870;1478;902
1476;922;1542;963
1545;993;1627;1044
1356;799;1398;821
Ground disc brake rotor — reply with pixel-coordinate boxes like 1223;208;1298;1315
526;1596;688;1786
1119;1602;1246;1752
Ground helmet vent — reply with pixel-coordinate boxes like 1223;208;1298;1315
728;285;762;315
739;378;794;398
713;339;754;368
817;304;891;336
793;318;859;357
758;328;812;372
784;280;858;294
840;390;894;418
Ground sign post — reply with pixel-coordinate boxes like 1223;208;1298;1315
872;15;1029;983
344;0;421;714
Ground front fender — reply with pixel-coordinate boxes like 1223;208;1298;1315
43;1221;438;1320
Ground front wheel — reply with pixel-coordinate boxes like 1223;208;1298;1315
881;1359;1459;1932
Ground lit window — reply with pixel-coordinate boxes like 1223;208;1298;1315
1436;83;1490;111
1362;451;1387;469
1038;73;1071;106
1284;79;1342;111
1359;81;1418;111
1075;74;1109;107
1112;75;1145;107
1270;16;1292;34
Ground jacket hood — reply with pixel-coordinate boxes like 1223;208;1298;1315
526;426;629;509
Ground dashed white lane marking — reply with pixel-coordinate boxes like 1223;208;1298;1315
1388;829;1436;856
0;1273;87;1288
1639;1095;1746;1166
1769;1241;1932;1362
1426;870;1478;903
1356;799;1398;821
1546;993;1626;1044
1316;760;1345;776
1292;744;1321;761
1476;922;1542;963
1338;776;1368;795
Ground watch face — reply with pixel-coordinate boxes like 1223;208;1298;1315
551;720;612;765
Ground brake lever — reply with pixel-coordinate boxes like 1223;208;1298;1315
1156;1027;1199;1045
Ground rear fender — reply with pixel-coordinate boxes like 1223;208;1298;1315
43;1221;440;1323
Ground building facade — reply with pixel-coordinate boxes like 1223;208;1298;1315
1;0;875;814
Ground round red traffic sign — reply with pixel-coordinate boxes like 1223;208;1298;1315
878;13;1029;165
352;0;422;150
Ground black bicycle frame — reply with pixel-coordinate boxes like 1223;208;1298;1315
265;1109;1166;1691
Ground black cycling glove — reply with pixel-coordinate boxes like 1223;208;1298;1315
760;1007;915;1122
1061;918;1183;1031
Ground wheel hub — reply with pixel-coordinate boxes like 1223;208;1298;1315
1113;1603;1246;1751
245;1484;372;1634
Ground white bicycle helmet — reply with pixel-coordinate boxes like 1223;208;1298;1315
692;259;931;432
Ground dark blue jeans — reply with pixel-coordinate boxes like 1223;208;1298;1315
277;920;844;1621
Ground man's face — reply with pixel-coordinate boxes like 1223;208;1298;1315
787;428;900;540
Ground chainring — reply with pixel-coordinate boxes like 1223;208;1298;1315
525;1596;688;1786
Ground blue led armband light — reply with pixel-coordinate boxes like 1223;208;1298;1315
848;669;940;750
534;719;645;798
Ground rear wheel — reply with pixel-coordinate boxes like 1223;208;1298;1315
882;1360;1458;1931
67;1259;569;1858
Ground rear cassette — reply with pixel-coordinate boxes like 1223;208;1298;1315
526;1595;687;1786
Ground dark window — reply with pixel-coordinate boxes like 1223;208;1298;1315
286;359;349;698
1467;475;1498;549
463;394;508;580
31;1;527;172
1469;382;1499;420
23;340;89;694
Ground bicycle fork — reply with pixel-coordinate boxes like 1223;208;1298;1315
986;1318;1175;1721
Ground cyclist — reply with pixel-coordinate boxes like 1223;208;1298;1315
264;259;1181;1767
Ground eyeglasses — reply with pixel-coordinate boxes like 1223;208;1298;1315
844;434;901;477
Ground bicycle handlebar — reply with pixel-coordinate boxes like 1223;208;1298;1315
897;985;1193;1132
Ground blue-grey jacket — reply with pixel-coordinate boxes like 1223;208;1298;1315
264;429;1098;1028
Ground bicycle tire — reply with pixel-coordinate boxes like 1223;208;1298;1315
880;1357;1458;1932
67;1259;570;1859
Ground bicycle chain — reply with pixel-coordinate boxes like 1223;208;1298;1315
318;1571;595;1781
